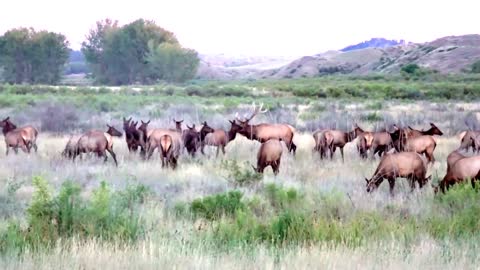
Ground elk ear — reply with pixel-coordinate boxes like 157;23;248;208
430;122;436;127
107;124;112;128
203;121;207;126
251;165;257;172
229;120;234;124
147;120;151;124
5;116;10;121
365;178;370;184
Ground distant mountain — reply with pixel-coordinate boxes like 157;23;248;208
196;35;480;80
340;38;406;52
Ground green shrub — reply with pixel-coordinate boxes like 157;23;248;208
190;191;246;220
221;160;262;186
471;60;480;73
0;178;149;255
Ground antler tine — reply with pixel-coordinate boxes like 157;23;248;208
258;102;268;113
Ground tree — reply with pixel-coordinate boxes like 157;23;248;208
82;19;199;85
146;42;199;83
0;28;69;84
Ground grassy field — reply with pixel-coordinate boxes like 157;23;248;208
2;77;480;269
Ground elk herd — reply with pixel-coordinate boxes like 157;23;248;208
2;102;480;195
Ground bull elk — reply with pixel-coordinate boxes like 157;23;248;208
435;150;480;193
253;139;283;175
234;102;297;154
1;117;39;153
73;125;123;166
365;152;430;195
200;121;228;157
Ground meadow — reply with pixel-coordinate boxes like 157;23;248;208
2;76;480;269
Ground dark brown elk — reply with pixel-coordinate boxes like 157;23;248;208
365;152;430;195
234;102;297;154
182;124;199;156
73;125;122;166
159;134;177;168
200;121;227;157
436;151;480;193
62;134;82;159
0;120;29;154
253;139;283;175
1;117;39;152
123;117;141;153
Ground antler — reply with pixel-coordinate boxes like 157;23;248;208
236;102;268;123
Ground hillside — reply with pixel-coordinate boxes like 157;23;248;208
196;35;480;79
340;38;406;52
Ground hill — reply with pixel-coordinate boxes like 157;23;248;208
196;35;480;79
340;38;406;52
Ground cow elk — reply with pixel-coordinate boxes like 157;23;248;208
365;152;430;195
1;117;39;154
435;150;480;193
73;125;123;166
159;134;177;168
201;121;228;157
253;139;283;175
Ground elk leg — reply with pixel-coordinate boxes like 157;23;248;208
272;160;281;176
147;145;156;160
340;147;344;162
388;178;396;196
13;146;19;154
221;145;226;155
170;157;178;170
107;148;118;167
33;142;38;153
216;146;220;157
330;146;336;159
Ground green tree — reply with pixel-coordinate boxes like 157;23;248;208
0;28;69;84
146;42;199;83
82;19;199;84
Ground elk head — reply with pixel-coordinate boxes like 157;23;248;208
173;119;184;132
228;120;242;141
123;117;132;130
106;124;123;137
365;177;383;193
234;102;268;138
200;121;215;141
139;120;150;134
428;123;443;136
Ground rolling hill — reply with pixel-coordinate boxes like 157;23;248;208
196;34;480;79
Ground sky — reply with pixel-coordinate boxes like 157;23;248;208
1;0;478;57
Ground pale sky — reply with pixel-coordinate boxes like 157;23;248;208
1;0;478;57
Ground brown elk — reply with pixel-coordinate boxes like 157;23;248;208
354;124;398;159
253;139;283;175
1;117;39;153
159;134;177;168
73;125;122;166
459;131;480;152
62;134;82;159
315;127;357;161
123;117;142;153
0;120;29;154
365;152;430;195
392;123;443;152
145;126;182;162
173;119;183;132
200;121;228;157
234;102;297;154
436;151;480;193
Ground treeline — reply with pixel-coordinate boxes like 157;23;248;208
0;19;199;85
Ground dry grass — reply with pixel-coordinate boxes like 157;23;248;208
0;100;477;269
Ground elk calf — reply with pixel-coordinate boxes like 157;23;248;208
253;139;283;175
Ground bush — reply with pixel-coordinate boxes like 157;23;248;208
190;191;246;220
0;178;149;254
471;60;480;73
